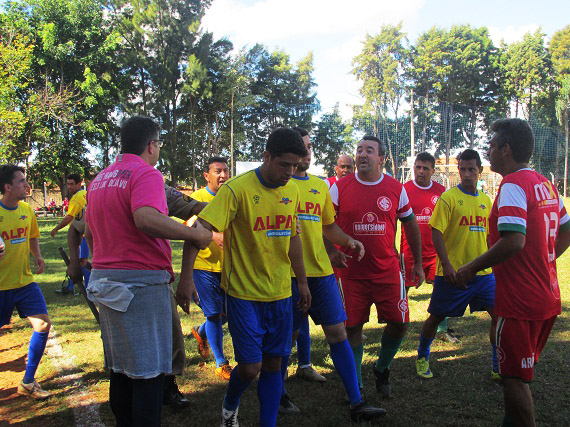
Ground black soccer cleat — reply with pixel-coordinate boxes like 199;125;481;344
350;401;386;422
373;367;391;398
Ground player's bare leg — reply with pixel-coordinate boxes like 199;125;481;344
503;378;536;427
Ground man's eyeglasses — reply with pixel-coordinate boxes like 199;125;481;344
150;139;164;148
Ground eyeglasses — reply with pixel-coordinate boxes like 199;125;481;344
150;139;164;148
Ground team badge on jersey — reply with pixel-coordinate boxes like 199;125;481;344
309;188;320;195
19;215;27;220
280;197;291;205
431;195;439;205
353;212;386;235
253;195;260;204
479;204;486;210
377;196;392;212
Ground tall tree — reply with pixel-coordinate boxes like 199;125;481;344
312;105;354;176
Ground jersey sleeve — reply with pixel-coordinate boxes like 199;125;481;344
198;183;237;232
496;182;527;235
329;182;339;210
321;186;336;226
429;192;451;233
397;186;414;222
66;193;84;218
29;205;40;238
559;196;570;231
130;169;167;214
165;184;199;221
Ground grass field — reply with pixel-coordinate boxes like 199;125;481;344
1;213;570;426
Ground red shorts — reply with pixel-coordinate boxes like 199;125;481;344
338;276;409;327
404;255;436;287
496;316;557;382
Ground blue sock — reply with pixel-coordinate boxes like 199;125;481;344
280;355;289;396
492;344;499;372
23;331;49;384
330;340;361;406
197;322;207;340
66;277;74;291
82;265;91;288
257;370;282;427
417;333;434;361
205;316;226;367
351;343;364;389
296;317;311;367
223;367;251;411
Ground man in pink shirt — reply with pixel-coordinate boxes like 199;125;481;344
85;116;211;427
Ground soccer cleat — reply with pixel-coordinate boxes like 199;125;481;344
350;401;387;422
373;367;391;398
215;362;233;381
296;365;326;382
416;357;433;379
162;376;190;409
18;380;51;400
437;329;460;343
221;405;239;427
278;393;301;414
191;326;210;359
491;370;502;382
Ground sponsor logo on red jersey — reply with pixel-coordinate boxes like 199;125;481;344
353;212;386;235
416;207;433;223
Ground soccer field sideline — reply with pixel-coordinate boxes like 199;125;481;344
1;213;569;426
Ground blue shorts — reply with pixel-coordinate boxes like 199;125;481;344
428;274;495;317
292;275;347;330
0;282;48;327
79;237;90;259
226;295;292;364
193;270;225;317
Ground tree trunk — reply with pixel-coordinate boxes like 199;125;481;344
445;104;453;166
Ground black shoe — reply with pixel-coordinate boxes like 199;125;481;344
373;367;391;398
350;401;386;422
163;376;190;409
278;393;300;414
55;287;75;295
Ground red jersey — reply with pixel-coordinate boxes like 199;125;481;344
400;180;445;262
330;173;413;281
325;176;338;189
490;169;569;320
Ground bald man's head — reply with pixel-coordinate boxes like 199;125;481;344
335;155;355;178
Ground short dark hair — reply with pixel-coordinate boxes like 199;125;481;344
120;116;161;155
457;148;482;171
490;118;534;163
415;152;436;169
266;127;308;158
293;127;309;137
67;173;82;184
205;156;228;172
361;135;386;156
0;164;25;194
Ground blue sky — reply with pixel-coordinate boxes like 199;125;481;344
201;0;570;117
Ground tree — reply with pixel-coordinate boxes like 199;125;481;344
312;105;354;176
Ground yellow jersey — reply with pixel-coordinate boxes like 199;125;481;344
429;185;492;276
69;189;87;233
0;201;40;290
291;174;335;277
190;187;222;272
198;168;300;302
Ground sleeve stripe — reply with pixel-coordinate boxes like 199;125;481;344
560;217;570;232
560;213;569;227
329;183;339;206
498;206;527;219
398;207;413;219
498;223;526;235
497;216;527;228
399;211;415;222
498;183;527;210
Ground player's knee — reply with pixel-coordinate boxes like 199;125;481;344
32;318;51;333
237;362;262;380
323;323;347;343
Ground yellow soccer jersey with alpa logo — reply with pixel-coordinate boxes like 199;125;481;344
291;174;335;277
429;185;492;276
198;169;300;302
0;201;40;290
190;187;222;272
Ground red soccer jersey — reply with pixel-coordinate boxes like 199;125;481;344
325;176;338;189
330;173;413;281
490;169;569;320
400;180;445;262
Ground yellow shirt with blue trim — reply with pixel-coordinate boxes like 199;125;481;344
0;201;40;290
67;189;87;219
429;185;492;276
190;187;223;272
291;174;335;277
198;168;300;302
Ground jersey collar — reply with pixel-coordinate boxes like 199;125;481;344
255;167;280;189
457;184;478;197
412;179;433;190
0;200;18;210
292;174;309;181
206;186;216;196
355;173;384;186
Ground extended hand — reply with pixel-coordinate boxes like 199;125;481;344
50;228;58;238
329;250;351;269
411;263;425;288
455;264;476;290
347;238;365;261
192;220;213;250
296;281;312;314
176;277;199;314
34;257;45;274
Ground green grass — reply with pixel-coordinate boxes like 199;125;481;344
1;213;570;426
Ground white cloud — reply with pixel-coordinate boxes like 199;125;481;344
487;24;540;45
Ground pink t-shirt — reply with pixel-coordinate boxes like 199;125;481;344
86;154;173;279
